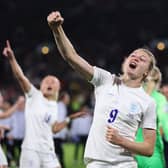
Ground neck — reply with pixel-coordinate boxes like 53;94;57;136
44;95;57;101
121;75;142;88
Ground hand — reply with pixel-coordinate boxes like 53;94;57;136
69;111;87;120
106;126;123;145
3;40;15;59
47;11;64;30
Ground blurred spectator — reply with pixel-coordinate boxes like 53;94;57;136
0;101;14;164
0;94;24;167
7;96;25;166
53;91;70;168
70;105;92;164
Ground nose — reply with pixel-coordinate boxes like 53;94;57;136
131;55;139;62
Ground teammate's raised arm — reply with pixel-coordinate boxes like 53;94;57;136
47;11;94;81
3;40;31;93
0;96;24;119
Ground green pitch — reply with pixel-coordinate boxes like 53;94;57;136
63;143;85;168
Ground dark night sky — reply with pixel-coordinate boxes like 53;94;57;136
0;0;168;84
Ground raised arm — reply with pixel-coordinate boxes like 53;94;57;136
47;11;94;81
0;96;24;119
106;126;156;156
3;40;31;93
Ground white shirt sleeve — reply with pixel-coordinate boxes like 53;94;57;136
140;100;157;129
90;66;115;87
25;84;39;99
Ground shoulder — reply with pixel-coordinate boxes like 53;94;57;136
93;66;113;77
90;66;116;86
139;88;156;106
25;84;41;99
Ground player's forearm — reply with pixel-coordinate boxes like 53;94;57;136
53;26;77;61
9;57;30;92
52;121;68;133
52;26;93;81
9;57;25;81
119;137;154;156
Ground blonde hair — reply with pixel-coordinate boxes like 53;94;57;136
133;48;156;82
147;66;162;89
138;48;156;72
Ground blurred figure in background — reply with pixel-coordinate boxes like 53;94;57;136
70;105;92;164
0;93;24;168
0;100;14;164
53;91;70;168
161;83;168;168
7;96;25;166
136;66;168;168
161;84;168;101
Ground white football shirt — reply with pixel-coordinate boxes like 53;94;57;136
84;67;156;164
22;85;58;153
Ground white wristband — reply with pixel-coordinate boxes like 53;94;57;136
65;117;71;124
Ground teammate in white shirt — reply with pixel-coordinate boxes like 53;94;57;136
47;11;157;168
0;94;23;168
2;40;86;168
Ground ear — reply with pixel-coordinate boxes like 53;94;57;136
144;72;148;77
142;71;149;81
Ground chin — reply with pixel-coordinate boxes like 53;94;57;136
43;92;50;97
127;73;137;80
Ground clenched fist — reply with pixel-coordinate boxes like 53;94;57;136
47;11;64;30
106;126;123;145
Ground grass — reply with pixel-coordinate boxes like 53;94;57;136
63;143;85;168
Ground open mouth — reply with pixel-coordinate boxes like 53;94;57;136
47;87;52;91
129;62;137;69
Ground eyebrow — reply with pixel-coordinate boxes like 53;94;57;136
140;55;146;58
